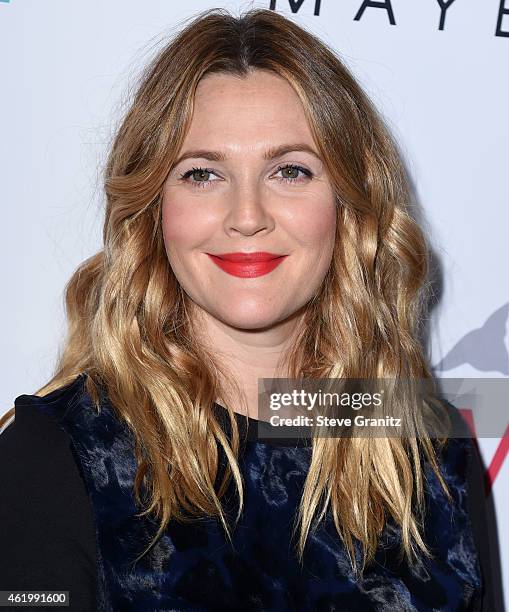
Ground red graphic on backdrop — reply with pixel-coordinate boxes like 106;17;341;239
459;408;509;496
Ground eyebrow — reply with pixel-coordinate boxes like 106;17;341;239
172;143;321;167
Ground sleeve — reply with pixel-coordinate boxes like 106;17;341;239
464;438;493;612
0;403;97;612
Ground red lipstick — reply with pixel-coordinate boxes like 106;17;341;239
206;252;288;278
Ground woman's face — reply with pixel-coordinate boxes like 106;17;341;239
162;69;336;331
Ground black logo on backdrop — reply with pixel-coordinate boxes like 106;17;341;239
269;0;509;37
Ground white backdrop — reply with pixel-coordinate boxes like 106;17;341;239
1;0;507;608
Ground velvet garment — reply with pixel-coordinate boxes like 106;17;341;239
14;373;483;611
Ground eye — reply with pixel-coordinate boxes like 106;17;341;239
273;164;313;184
177;163;313;189
178;166;220;189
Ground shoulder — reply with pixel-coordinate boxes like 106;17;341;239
10;373;90;425
439;401;493;610
422;400;488;607
0;376;98;607
1;384;82;484
422;398;481;512
8;373;127;450
1;374;92;481
0;373;95;528
426;399;476;482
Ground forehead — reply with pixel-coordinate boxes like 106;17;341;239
182;70;314;147
195;69;299;103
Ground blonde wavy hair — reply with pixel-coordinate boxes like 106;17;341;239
1;7;452;578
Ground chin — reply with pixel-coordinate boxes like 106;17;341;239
219;309;286;331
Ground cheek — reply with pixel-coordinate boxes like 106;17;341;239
161;197;188;243
291;199;336;253
161;195;211;250
160;199;201;275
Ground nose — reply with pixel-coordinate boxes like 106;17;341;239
224;179;273;236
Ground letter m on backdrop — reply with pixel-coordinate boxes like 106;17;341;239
270;0;322;16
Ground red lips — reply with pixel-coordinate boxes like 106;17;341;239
206;252;288;278
212;252;284;262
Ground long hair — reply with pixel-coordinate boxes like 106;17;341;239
1;7;452;578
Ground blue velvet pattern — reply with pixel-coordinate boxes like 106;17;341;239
17;373;482;611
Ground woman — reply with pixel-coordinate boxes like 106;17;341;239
0;7;488;611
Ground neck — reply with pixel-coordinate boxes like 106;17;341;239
190;302;307;420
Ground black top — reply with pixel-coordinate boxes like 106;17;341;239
0;401;491;611
0;404;97;611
